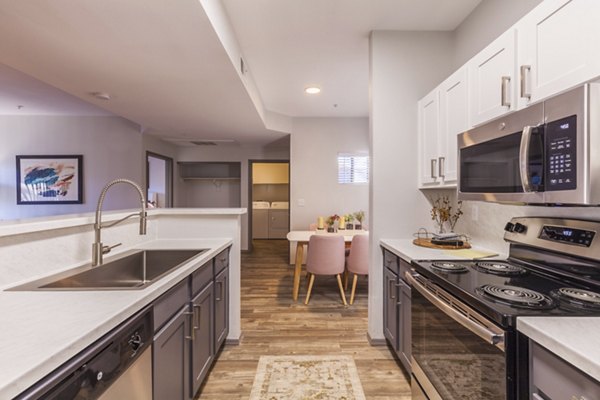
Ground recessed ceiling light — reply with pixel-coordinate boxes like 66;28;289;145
90;92;111;100
304;86;321;94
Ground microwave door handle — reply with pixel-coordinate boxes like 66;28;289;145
519;125;533;192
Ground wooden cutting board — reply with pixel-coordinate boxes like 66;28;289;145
413;238;471;250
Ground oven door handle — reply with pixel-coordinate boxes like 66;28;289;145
519;125;533;193
405;272;505;352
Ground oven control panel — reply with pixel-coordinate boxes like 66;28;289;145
539;225;595;247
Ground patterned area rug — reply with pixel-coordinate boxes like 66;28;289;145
249;355;366;400
422;354;505;400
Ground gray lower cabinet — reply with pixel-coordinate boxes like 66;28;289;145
382;248;412;374
153;247;231;400
383;267;399;348
153;306;190;400
191;282;214;395
214;266;229;350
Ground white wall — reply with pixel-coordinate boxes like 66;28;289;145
452;0;543;68
290;117;369;231
369;31;455;340
0;116;145;220
176;143;290;250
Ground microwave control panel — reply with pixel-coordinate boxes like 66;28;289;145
539;225;595;247
545;115;577;191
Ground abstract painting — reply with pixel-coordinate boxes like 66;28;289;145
16;155;83;204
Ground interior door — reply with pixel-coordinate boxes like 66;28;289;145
147;152;173;208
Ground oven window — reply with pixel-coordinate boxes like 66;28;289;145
460;132;523;193
412;289;507;399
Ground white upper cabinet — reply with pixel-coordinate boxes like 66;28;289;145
439;66;468;184
469;29;517;127
418;66;468;188
418;89;440;186
517;0;600;107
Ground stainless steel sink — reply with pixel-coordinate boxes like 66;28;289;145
8;249;207;291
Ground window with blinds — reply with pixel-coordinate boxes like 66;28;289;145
337;154;369;184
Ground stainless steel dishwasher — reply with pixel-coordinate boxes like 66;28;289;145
16;307;153;400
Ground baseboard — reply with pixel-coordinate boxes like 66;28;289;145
367;332;387;346
225;332;243;345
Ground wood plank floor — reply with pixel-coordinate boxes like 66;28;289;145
197;240;411;399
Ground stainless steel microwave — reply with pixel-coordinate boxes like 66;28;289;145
458;84;600;205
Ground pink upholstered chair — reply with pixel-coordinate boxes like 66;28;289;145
345;234;369;305
305;235;347;305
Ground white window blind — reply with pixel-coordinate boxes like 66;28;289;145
337;154;369;184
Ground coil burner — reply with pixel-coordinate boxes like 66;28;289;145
473;261;527;276
551;288;600;311
476;284;555;309
430;262;468;273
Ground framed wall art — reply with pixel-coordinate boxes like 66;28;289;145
16;155;83;204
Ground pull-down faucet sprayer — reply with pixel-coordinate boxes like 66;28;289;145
92;179;147;266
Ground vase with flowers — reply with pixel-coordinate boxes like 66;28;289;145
430;196;463;234
353;210;365;230
326;214;339;232
344;213;355;230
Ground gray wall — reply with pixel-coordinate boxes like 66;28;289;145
452;0;543;69
369;31;455;340
0;115;144;220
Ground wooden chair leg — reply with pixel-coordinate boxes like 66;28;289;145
305;273;315;305
350;274;359;305
336;274;348;306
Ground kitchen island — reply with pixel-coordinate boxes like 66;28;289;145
0;208;245;399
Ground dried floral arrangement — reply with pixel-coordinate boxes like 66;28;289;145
430;196;463;233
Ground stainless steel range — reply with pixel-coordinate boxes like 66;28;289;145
409;217;600;400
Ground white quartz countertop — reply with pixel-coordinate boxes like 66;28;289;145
0;237;232;399
518;317;600;382
380;238;501;263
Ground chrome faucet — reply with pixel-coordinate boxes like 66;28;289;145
92;179;147;266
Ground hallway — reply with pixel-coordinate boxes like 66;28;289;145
198;240;410;399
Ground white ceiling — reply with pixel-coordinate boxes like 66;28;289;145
221;0;481;117
0;0;481;144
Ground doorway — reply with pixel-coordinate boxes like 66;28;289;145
248;160;290;252
146;152;174;208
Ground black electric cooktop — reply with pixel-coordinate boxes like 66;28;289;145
411;258;600;328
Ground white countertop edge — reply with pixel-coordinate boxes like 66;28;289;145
0;208;247;238
0;237;232;399
517;317;600;382
379;238;502;263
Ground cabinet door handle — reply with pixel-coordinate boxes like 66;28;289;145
184;311;195;341
388;279;396;300
501;76;511;107
193;304;201;330
520;65;531;99
438;156;445;179
430;159;438;179
216;281;224;301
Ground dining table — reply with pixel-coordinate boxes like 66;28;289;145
286;230;368;301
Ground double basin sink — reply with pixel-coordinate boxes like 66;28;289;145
9;249;207;291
